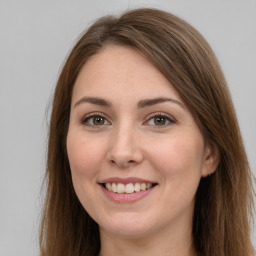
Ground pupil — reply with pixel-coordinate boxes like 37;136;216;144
93;116;104;125
155;116;166;125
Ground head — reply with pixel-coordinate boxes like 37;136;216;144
40;8;255;256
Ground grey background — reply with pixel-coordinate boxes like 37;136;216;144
0;0;255;255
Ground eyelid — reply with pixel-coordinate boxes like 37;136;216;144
79;111;175;127
144;112;175;126
80;112;111;126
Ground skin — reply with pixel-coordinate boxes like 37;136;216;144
67;45;219;256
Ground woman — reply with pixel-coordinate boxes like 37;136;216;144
40;8;255;256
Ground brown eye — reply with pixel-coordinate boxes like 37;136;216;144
81;114;110;127
93;116;105;125
154;116;167;125
146;114;175;127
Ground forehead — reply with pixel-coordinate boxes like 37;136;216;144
72;45;183;104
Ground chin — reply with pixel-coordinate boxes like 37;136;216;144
98;214;157;238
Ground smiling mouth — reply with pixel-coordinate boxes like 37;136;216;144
102;182;157;194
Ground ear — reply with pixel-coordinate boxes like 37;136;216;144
201;141;220;177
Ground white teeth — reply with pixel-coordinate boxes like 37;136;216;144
112;183;117;193
104;182;154;193
134;183;140;192
147;183;152;189
140;183;146;191
106;183;112;191
125;183;134;193
117;183;125;193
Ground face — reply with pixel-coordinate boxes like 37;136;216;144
67;46;215;239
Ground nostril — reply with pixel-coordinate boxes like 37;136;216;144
110;159;136;167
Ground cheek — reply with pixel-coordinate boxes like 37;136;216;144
148;134;204;180
66;131;106;215
66;131;104;178
149;135;204;215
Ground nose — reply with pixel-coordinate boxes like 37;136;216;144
107;124;144;168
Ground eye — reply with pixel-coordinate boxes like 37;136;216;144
80;114;111;127
145;113;175;127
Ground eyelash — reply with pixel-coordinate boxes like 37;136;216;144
80;112;111;128
145;112;175;127
80;112;175;128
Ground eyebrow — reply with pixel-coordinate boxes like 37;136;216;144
74;96;184;109
74;97;112;108
138;97;184;109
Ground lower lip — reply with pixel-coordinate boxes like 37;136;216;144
100;185;156;203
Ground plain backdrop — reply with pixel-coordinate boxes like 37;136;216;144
0;0;255;255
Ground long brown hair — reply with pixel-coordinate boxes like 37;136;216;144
40;8;255;256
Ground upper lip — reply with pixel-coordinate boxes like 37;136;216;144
99;177;157;184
